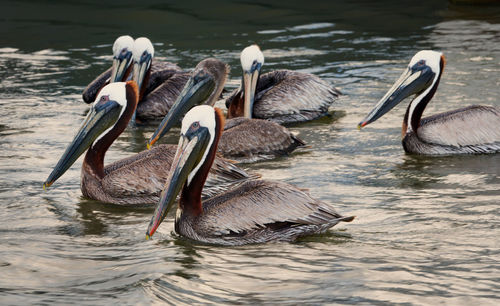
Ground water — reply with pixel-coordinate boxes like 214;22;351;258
1;0;499;304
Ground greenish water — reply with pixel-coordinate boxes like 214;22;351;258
1;0;499;304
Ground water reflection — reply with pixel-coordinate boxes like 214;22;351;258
392;154;500;190
75;198;154;236
170;239;202;279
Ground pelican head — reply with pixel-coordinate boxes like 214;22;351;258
43;81;138;189
240;44;264;118
110;35;135;83
146;105;223;239
132;37;155;94
358;50;445;129
147;58;229;148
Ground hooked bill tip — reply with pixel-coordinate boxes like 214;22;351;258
42;181;52;190
357;121;368;130
147;135;159;149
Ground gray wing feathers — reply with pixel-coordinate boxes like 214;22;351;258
142;61;182;97
419;105;500;147
136;72;190;119
253;70;340;122
102;145;177;199
200;180;346;234
218;117;304;161
202;155;260;198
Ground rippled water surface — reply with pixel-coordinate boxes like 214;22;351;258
1;1;499;304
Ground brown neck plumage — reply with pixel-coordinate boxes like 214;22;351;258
207;62;229;106
84;81;139;178
227;91;244;118
180;108;225;216
123;64;133;83
139;65;152;101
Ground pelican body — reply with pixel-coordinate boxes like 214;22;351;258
358;50;500;155
82;36;189;122
219;117;304;162
146;106;354;245
43;81;255;205
226;45;341;124
147;58;305;163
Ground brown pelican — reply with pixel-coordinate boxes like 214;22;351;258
131;37;190;121
82;35;135;103
225;44;341;124
146;58;305;162
43;81;255;205
358;50;500;155
82;36;189;122
145;105;354;245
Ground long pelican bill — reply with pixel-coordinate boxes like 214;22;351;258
242;63;261;118
110;50;133;83
146;127;210;239
132;53;152;94
42;100;123;189
147;71;215;149
357;65;435;129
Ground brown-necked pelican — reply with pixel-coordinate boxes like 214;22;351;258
82;35;135;103
43;81;255;205
145;105;354;245
131;37;190;121
225;44;341;124
358;50;500;155
146;58;305;162
82;36;189;122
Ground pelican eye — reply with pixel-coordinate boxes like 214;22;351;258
121;48;128;54
417;60;426;66
250;60;261;72
95;95;110;108
191;121;200;130
194;70;207;82
99;95;110;103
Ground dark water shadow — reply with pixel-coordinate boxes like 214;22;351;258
392;153;500;189
443;1;500;21
284;109;346;128
73;197;154;236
